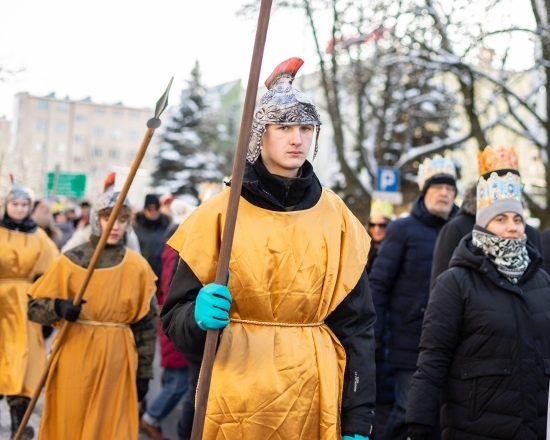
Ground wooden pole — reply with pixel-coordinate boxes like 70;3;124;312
14;78;173;440
190;1;273;438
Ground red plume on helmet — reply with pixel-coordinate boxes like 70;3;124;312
264;57;304;89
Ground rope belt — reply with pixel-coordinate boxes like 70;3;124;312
229;318;324;327
0;278;33;284
76;319;129;328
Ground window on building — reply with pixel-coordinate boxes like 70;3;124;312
95;108;106;114
34;142;43;152
57;102;69;112
75;114;87;122
109;148;120;159
111;129;122;141
129;111;140;118
93;127;104;137
36;120;48;131
38;100;49;110
57;143;66;153
129;130;139;141
56;122;67;133
74;135;85;143
74;156;82;164
92;147;102;157
112;109;123;116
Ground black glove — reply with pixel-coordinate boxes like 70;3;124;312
136;378;149;402
54;299;86;322
408;423;432;440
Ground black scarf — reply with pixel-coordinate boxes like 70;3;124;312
0;214;37;233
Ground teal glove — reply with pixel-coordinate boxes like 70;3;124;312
194;283;232;331
342;435;369;440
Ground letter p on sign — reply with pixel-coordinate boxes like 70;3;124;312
376;168;400;192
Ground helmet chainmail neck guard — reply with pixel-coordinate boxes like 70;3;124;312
247;57;322;164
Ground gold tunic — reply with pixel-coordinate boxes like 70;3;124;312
168;188;370;440
28;249;157;440
0;226;58;397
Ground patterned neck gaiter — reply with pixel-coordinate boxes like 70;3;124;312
472;229;530;285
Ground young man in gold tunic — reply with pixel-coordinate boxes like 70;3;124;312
27;191;158;440
0;183;59;439
162;58;376;440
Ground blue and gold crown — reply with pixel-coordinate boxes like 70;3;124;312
417;155;457;190
477;172;521;210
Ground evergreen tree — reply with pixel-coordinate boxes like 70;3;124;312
152;61;235;201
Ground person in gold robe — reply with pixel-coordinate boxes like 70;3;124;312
161;58;376;440
0;182;59;439
27;191;158;440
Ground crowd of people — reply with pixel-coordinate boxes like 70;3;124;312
1;57;550;440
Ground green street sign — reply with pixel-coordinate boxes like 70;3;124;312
46;172;86;198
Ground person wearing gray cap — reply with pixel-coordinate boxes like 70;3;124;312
407;171;550;440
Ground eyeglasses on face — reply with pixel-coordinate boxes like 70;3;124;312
368;222;387;229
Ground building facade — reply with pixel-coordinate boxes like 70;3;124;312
7;92;160;200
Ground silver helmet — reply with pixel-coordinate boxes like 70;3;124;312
90;189;132;237
247;57;322;164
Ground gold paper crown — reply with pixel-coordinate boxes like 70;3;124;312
370;200;394;219
417;155;456;190
477;145;518;176
477;172;521;210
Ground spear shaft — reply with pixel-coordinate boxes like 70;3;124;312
15;78;173;440
190;0;273;438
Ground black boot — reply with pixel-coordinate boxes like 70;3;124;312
9;401;35;440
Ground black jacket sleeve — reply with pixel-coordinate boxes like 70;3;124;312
406;268;463;428
130;297;159;379
325;268;376;437
430;221;464;288
160;259;206;363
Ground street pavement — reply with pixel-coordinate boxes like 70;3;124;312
0;340;183;440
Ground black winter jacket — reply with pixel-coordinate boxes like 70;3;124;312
161;158;377;436
369;195;458;370
430;184;541;286
407;235;550;440
133;212;171;282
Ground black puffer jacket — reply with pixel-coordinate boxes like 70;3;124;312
407;234;550;440
430;183;541;286
542;227;550;275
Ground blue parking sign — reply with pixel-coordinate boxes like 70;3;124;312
376;168;400;192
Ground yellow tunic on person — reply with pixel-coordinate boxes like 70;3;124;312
168;188;370;440
28;249;157;440
0;226;58;397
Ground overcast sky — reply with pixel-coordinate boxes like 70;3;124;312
0;0;322;119
0;0;535;121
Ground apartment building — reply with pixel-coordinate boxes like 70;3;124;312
7;92;160;199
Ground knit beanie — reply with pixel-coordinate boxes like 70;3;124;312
475;172;524;228
144;194;160;208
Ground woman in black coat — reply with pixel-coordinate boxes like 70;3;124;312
407;172;550;440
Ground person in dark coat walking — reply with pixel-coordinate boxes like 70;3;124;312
134;194;171;290
369;155;459;440
365;200;394;439
407;170;550;440
430;146;541;286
